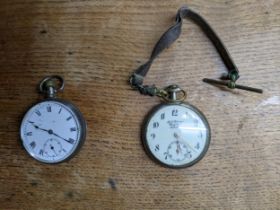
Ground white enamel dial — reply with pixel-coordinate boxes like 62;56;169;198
144;103;210;168
20;100;86;163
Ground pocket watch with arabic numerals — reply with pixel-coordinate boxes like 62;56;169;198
129;6;262;168
142;85;211;168
20;76;87;164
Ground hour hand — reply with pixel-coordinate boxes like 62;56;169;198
174;132;179;140
28;121;49;132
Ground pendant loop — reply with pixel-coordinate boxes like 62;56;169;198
161;85;187;102
39;75;65;98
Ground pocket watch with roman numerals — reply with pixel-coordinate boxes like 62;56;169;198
20;76;86;164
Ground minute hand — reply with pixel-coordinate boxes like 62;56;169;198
51;132;73;144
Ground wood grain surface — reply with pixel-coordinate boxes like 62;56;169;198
0;0;279;209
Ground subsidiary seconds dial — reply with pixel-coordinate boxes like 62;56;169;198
143;103;210;168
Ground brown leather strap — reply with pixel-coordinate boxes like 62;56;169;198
135;6;238;79
129;6;263;95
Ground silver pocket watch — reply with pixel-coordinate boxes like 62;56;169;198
129;6;262;168
20;76;87;164
141;85;211;168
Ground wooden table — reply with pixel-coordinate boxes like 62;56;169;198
0;0;279;209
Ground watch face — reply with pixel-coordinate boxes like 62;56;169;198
142;103;210;168
20;99;86;164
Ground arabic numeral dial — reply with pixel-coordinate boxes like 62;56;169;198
144;104;211;168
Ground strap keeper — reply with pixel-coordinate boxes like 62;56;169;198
221;70;240;82
138;85;158;96
129;73;144;89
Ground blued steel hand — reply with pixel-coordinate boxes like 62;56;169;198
51;132;72;144
28;121;72;144
28;121;50;132
174;132;196;153
50;144;58;156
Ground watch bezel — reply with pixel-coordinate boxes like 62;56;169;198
141;102;211;169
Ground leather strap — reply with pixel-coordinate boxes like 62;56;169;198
129;6;262;95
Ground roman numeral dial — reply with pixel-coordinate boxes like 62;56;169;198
20;100;85;164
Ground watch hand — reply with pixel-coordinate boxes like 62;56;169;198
176;145;180;154
174;132;196;153
51;132;72;144
28;121;72;144
28;121;50;132
178;142;182;152
176;141;182;154
50;144;58;156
